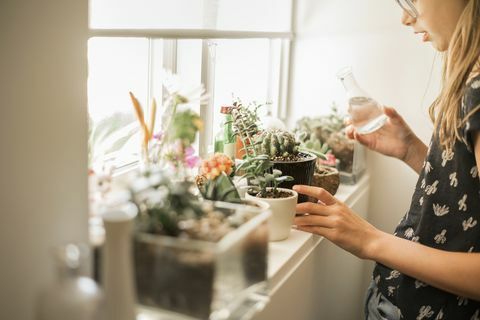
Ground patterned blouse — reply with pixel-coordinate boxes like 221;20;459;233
373;75;480;320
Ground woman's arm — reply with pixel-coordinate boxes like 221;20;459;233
293;184;480;301
369;232;480;301
402;135;428;174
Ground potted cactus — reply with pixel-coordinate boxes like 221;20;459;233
196;153;242;203
253;129;317;202
129;168;270;319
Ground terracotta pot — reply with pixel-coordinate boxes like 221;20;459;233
235;136;251;160
310;164;340;199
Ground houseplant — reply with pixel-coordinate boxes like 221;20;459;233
230;98;264;160
128;72;207;177
294;102;365;184
295;131;341;196
237;156;298;241
253;129;317;202
130;168;270;319
124;74;270;319
196;153;242;204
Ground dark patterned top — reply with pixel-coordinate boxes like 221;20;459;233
373;75;480;320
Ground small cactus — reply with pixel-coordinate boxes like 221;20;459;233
255;129;300;158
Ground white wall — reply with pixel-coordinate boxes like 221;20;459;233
288;0;442;316
0;1;88;319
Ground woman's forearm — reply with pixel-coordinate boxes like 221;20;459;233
368;231;480;301
402;137;428;174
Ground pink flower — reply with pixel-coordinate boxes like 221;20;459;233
153;131;164;141
319;153;337;167
183;146;200;168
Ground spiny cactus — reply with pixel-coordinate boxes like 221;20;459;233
255;129;300;158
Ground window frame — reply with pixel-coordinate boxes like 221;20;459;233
88;4;296;162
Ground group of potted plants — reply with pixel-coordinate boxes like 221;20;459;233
96;73;341;318
295;102;365;186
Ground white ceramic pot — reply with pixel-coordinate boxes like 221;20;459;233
241;197;270;211
245;188;298;241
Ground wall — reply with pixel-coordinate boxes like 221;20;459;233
0;1;88;319
288;0;442;316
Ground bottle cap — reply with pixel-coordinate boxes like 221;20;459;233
220;106;233;114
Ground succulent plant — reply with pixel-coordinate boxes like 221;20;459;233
255;129;300;158
294;102;346;144
197;153;241;203
230;98;265;158
130;169;203;237
236;155;293;198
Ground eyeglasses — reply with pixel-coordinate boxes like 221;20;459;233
395;0;419;18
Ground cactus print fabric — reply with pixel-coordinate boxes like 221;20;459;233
372;75;480;319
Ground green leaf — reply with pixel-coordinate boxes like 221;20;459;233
276;175;294;182
298;147;327;160
265;173;274;184
272;169;282;177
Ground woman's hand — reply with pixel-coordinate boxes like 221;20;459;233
293;185;381;260
346;106;427;173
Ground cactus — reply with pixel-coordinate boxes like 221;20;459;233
255;129;300;158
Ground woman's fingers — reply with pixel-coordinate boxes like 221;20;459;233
296;201;331;215
294;214;334;228
345;125;355;139
293;185;336;205
353;131;373;147
383;106;403;125
295;225;334;239
383;105;398;118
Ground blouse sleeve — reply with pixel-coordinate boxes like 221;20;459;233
462;77;480;151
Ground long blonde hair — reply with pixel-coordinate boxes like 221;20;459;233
430;0;480;151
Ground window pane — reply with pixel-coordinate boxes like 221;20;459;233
211;39;272;146
89;0;292;32
176;39;203;115
176;39;203;152
88;37;163;169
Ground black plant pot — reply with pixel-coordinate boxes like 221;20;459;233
272;151;317;203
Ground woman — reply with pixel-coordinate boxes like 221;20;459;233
293;0;480;318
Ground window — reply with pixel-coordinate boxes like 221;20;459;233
88;0;294;169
